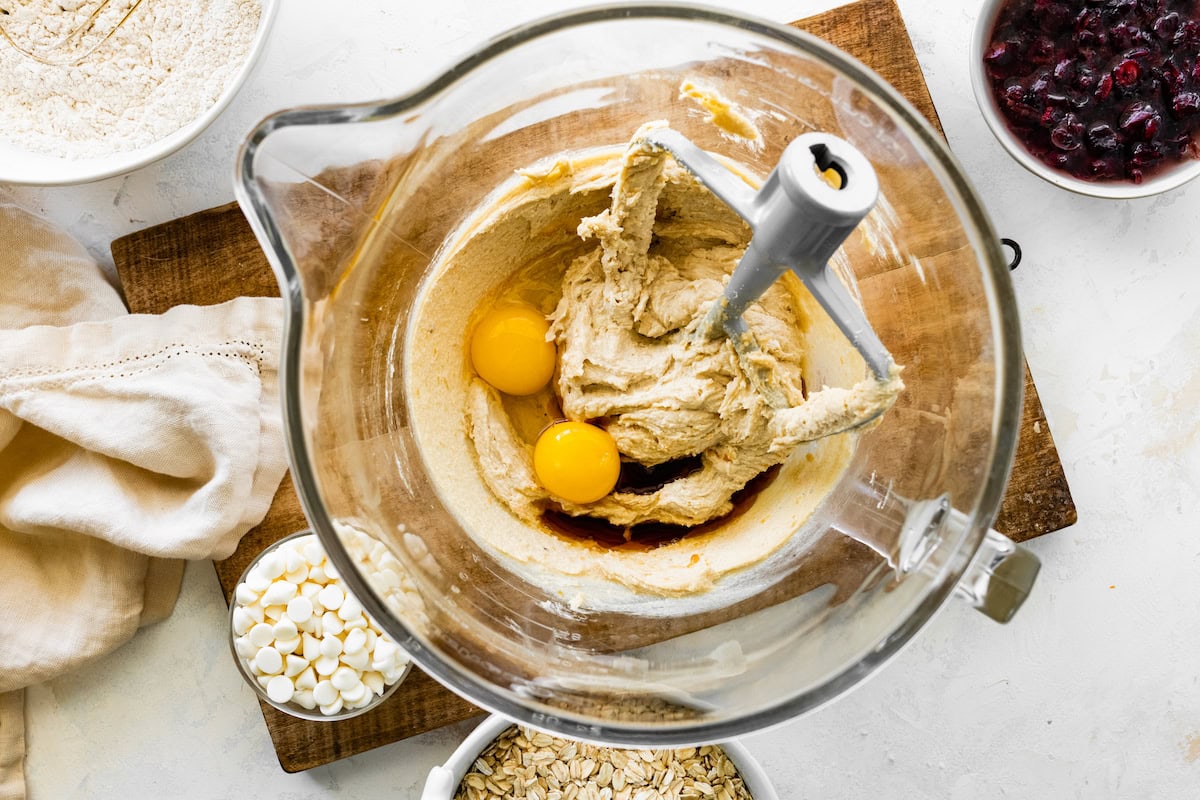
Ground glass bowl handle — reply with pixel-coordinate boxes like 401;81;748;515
852;487;1041;624
951;510;1042;623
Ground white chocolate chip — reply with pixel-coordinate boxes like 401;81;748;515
275;636;301;656
295;666;317;691
254;646;283;675
343;628;367;654
301;633;321;662
284;654;307;678
256;674;273;689
377;568;401;591
287;596;314;624
314;655;339;676
245;568;271;593
273;618;298;641
292;690;317;710
266;675;295;704
234;583;260;606
234;635;257;659
232;606;254;635
302;540;325;566
263;604;284;622
319;697;344;716
248;623;275;649
312;680;338;706
307;565;328;584
343;616;368;631
259;551;286;580
362;671;384;696
330;666;359;692
372;639;398;669
317;585;344;611
321;611;344;636
246;603;265;624
283;548;305;574
340;682;367;704
337;596;362;622
341;648;370;671
299;581;322;600
263;580;298;606
319;636;343;659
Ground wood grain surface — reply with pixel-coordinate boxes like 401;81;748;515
111;0;1076;773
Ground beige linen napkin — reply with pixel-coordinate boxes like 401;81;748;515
0;204;288;799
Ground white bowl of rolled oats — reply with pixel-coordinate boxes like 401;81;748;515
421;715;778;800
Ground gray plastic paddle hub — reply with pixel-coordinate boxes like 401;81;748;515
642;129;892;380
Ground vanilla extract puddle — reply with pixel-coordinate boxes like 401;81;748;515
540;463;781;552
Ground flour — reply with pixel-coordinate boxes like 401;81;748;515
0;0;262;159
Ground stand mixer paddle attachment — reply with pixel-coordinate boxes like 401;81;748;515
639;128;897;423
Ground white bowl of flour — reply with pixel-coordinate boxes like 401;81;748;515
0;0;278;185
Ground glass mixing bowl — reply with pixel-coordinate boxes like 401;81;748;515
235;4;1039;745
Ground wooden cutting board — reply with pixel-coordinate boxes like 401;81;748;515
111;0;1076;774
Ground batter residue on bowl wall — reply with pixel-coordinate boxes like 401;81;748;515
406;121;902;599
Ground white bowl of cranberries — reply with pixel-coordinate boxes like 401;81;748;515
972;0;1200;198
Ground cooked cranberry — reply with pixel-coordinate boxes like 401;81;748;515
1120;101;1157;131
1029;36;1058;64
985;41;1014;68
1154;12;1181;38
1114;59;1141;85
1144;114;1162;138
1051;113;1086;149
986;0;1200;183
1086;122;1121;152
1173;91;1200;115
1076;8;1102;34
1111;22;1142;47
1176;20;1200;46
1030;71;1054;99
1131;141;1164;166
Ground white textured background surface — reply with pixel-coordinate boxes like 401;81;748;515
8;0;1200;797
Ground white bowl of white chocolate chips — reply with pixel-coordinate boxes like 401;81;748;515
229;530;411;719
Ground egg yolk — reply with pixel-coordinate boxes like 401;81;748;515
533;421;621;505
470;304;556;396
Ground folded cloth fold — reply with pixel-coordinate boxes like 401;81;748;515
0;298;285;559
0;204;287;800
